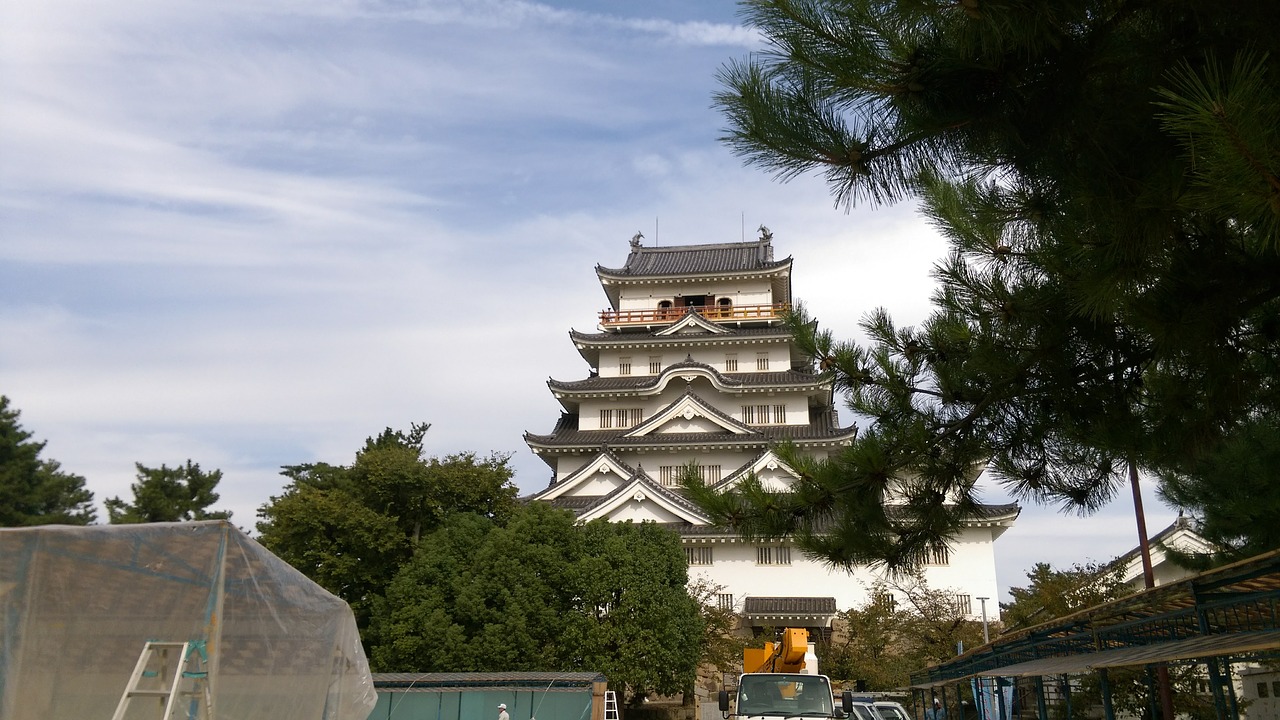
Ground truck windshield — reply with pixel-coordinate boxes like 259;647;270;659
738;675;834;718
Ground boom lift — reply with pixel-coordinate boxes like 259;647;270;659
720;629;853;720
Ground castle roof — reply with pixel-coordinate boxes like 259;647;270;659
547;361;828;396
596;238;790;278
523;412;858;458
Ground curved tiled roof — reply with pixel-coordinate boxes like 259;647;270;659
744;596;838;614
548;362;827;393
570;326;792;343
596;239;792;278
661;501;1021;534
523;422;858;449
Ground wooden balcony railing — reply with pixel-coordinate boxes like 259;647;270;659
599;303;790;326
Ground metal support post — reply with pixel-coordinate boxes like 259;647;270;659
996;678;1008;720
1034;677;1047;720
1099;669;1116;720
1144;667;1159;720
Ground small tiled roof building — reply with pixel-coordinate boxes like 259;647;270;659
524;231;1018;631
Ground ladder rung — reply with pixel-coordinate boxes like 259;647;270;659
127;689;173;697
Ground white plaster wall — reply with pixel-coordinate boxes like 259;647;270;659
576;383;811;430
596;341;793;378
552;455;590;481
559;473;628;497
1239;669;1280;720
617;279;774;311
911;526;1004;621
598;497;688;523
685;533;1003;618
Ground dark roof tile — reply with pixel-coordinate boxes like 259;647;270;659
743;596;838;614
597;240;790;277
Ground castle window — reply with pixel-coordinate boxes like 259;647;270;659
928;545;950;565
742;405;786;425
619;357;632;375
685;546;714;565
725;353;738;372
600;408;644;429
756;352;770;371
717;593;734;610
756;545;791;566
660;464;721;486
649;355;662;374
874;593;897;611
954;594;972;615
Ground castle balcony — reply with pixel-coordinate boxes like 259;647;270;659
598;303;790;328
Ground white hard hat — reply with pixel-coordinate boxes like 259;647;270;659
499;704;507;710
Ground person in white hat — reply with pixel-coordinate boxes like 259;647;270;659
499;703;510;720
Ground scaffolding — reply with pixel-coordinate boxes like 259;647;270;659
0;520;375;720
909;549;1280;720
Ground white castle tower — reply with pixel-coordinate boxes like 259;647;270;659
525;231;1018;632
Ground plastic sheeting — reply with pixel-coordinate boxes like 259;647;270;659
0;520;375;720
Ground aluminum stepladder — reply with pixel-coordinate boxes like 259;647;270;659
111;640;212;720
604;690;620;720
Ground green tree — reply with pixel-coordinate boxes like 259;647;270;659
367;505;704;702
821;574;984;690
695;0;1280;567
689;577;750;677
1000;562;1131;632
0;396;96;526
256;423;520;634
105;460;231;523
999;564;1218;720
1158;419;1280;562
576;519;704;702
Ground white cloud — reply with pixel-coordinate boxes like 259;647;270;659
0;0;1184;600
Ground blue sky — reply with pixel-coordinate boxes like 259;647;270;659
0;0;1180;600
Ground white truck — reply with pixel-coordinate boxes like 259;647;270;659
718;628;855;720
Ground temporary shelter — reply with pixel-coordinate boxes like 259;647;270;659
0;520;375;720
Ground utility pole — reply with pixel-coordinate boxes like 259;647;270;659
977;597;990;644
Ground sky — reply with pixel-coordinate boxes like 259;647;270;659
0;0;1182;602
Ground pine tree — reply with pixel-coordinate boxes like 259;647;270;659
695;0;1280;566
0;395;96;526
105;460;231;523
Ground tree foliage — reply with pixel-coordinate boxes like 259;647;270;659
105;460;231;523
999;564;1216;720
999;562;1131;632
689;577;750;676
255;423;519;631
366;505;704;701
701;0;1280;567
0;396;96;526
821;573;984;690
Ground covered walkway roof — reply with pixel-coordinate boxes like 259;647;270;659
912;548;1280;688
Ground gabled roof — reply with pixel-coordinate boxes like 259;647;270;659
529;447;637;501
575;471;713;523
653;311;733;336
547;359;830;401
524;398;858;454
567;325;805;369
623;389;758;437
713;448;801;491
596;238;790;278
536;463;712;524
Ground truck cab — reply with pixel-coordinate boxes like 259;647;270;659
719;673;854;720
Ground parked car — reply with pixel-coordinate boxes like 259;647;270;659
874;701;912;720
